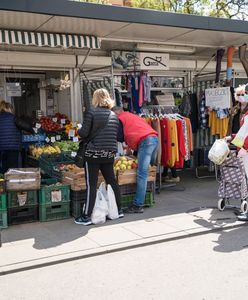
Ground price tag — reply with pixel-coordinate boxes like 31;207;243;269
69;129;75;137
72;122;77;128
52;118;57;122
56;135;61;141
73;137;79;142
71;151;77;157
51;137;56;143
61;119;66;124
35;123;41;129
45;137;50;143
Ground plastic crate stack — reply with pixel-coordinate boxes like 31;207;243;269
119;182;155;209
4;168;41;225
70;190;86;218
39;179;71;222
117;166;156;208
0;192;8;229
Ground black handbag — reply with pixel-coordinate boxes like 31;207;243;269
74;112;112;168
74;141;87;168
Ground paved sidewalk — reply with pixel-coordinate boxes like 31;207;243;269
0;171;246;275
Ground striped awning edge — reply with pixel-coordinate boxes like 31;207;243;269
0;29;101;49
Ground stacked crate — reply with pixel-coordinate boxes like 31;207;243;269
62;167;105;217
39;181;71;222
117;166;156;208
4;168;40;225
70;190;87;218
0;193;8;229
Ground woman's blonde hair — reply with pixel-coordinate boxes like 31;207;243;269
92;88;114;109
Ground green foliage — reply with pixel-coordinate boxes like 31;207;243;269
131;0;248;19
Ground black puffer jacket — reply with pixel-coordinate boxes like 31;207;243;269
78;107;119;152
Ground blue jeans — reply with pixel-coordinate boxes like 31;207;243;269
134;136;158;207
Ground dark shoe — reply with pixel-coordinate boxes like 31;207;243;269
124;204;144;214
237;213;248;221
74;215;92;226
118;210;124;218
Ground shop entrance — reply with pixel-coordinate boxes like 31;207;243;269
6;78;40;119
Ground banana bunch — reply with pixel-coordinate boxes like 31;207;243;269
30;145;61;158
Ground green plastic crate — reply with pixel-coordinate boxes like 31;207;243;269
0;210;8;229
120;192;154;209
39;153;74;178
70;200;85;218
39;202;70;222
8;190;38;208
39;184;70;205
0;193;7;210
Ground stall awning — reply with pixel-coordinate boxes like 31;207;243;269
0;29;101;49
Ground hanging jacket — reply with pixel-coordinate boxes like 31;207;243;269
118;112;157;150
0;112;22;151
78;107;119;152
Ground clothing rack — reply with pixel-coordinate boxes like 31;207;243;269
140;105;185;193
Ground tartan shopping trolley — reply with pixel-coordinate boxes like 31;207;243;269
216;150;248;213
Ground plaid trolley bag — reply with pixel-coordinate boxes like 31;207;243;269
217;151;248;212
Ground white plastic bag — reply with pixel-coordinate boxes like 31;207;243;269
99;182;119;220
99;182;108;201
107;184;119;220
208;139;230;165
91;190;108;225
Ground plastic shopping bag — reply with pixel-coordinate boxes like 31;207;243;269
208;139;230;165
99;182;108;201
106;184;119;220
91;190;108;225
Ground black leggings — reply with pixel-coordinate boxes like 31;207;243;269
83;160;121;217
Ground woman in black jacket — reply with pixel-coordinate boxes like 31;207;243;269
0;101;34;173
75;89;123;225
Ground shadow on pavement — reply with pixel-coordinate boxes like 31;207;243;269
2;170;220;250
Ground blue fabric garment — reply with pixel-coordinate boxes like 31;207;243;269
134;136;158;206
131;76;141;113
0;112;22;151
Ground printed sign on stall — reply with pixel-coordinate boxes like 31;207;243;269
140;53;170;70
205;87;231;109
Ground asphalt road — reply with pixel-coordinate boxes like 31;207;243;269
1;226;248;300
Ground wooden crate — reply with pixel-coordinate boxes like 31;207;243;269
62;169;104;191
5;168;41;191
117;166;156;185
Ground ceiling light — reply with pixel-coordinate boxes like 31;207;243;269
136;43;196;54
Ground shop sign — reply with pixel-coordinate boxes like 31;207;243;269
140;53;170;70
205;87;231;109
6;83;22;97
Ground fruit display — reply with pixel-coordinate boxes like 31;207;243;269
39;116;62;132
29;145;61;158
54;141;79;152
53;113;70;124
56;164;82;172
114;156;138;172
64;122;79;137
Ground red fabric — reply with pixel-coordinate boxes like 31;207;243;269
119;112;158;150
174;120;186;169
160;118;171;167
240;111;248;150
